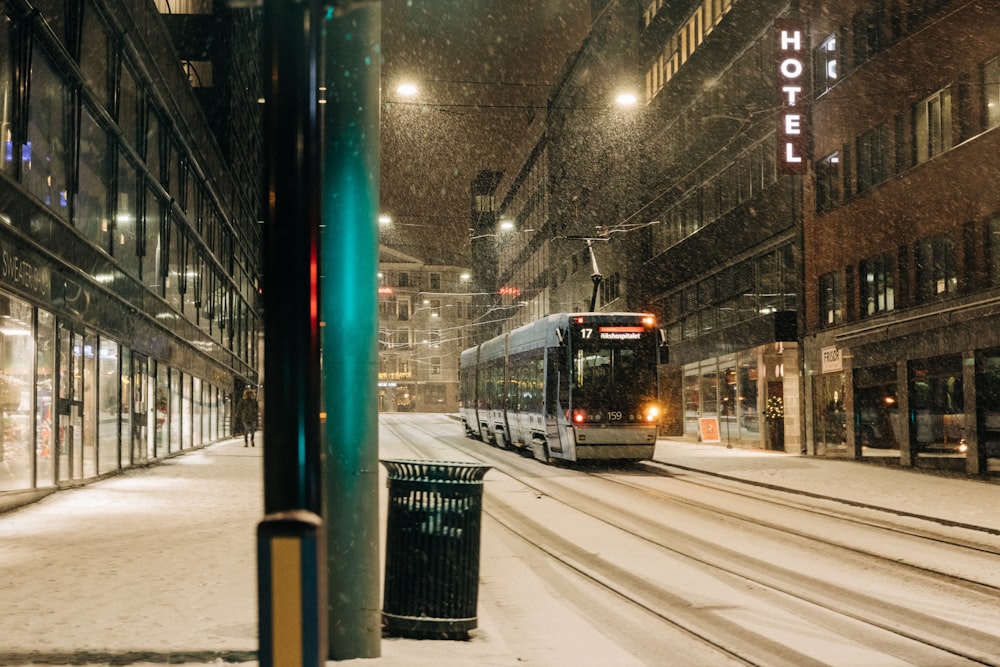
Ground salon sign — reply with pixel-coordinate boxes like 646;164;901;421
821;345;843;373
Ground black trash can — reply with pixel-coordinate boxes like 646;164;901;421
381;459;491;639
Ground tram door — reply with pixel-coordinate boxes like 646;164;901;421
544;346;565;454
56;325;85;482
131;354;150;464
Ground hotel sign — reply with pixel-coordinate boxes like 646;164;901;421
775;19;809;174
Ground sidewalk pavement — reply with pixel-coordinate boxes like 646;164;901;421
0;436;996;666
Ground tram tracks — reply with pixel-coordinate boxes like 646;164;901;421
379;415;1000;664
444;436;1000;664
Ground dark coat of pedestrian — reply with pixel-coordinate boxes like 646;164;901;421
234;388;259;446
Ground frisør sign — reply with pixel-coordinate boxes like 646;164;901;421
775;19;809;174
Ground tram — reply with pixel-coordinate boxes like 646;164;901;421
459;312;663;462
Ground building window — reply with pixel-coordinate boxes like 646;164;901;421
856;124;891;192
985;56;1000;130
860;254;895;317
429;273;441;290
813;34;837;97
815;152;841;213
182;61;213;89
988;215;1000;286
914;88;952;164
398;272;409;287
909;354;965;455
397;297;410;321
24;45;70;219
915;233;957;301
852;5;885;67
154;0;212;13
819;271;843;327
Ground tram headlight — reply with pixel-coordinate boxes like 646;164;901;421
643;404;661;423
573;410;586;424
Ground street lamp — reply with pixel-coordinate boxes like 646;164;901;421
615;91;638;107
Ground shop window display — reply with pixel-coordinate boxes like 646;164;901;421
0;295;36;491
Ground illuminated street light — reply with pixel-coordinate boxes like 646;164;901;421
396;82;418;96
615;91;638;107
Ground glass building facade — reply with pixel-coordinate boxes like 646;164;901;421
0;0;261;510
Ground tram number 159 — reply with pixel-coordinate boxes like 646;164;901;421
608;411;623;421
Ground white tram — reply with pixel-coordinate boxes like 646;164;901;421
459;312;663;462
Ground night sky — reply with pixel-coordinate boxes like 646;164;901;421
380;0;592;263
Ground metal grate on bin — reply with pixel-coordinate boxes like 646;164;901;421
381;459;492;484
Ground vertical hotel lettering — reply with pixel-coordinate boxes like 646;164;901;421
775;19;809;174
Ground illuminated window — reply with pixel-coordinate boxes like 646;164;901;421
914;88;952;164
985;57;1000;130
153;0;212;14
916;233;957;301
819;271;843;327
182;61;213;88
860;254;895;317
815;152;841;213
813;35;837;96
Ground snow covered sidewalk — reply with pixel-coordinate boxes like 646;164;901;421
653;439;1000;534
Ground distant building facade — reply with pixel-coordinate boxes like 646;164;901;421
484;0;1000;477
377;246;473;412
801;0;1000;475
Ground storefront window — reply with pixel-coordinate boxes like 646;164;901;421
683;368;699;437
82;330;97;479
720;364;737;438
169;367;181;452
813;373;847;455
192;376;202;447
701;366;719;418
98;337;119;473
155;362;168;456
854;364;900;456
976;350;1000;460
738;355;759;440
0;295;35;491
120;346;131;467
36;309;55;487
910;354;965;457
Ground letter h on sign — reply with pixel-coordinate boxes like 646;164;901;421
775;19;809;175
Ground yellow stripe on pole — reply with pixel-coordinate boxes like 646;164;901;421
270;536;303;666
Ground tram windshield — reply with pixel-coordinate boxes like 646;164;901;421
570;332;658;415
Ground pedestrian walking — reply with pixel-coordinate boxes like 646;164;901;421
234;387;259;446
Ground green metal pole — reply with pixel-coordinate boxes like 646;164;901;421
320;2;382;659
